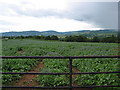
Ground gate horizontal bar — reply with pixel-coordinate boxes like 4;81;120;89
73;85;120;88
0;72;69;75
1;55;120;89
0;86;70;89
1;55;120;59
1;71;120;74
73;71;120;74
1;85;120;88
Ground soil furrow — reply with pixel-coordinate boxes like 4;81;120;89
14;61;44;87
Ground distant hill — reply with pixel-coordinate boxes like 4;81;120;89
1;29;118;38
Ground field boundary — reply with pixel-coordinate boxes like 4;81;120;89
1;55;120;89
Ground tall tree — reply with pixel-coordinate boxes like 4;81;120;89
45;36;51;40
92;36;100;42
51;35;59;40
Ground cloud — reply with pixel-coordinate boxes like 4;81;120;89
0;0;68;15
0;15;101;32
0;0;118;32
0;20;12;25
64;2;118;29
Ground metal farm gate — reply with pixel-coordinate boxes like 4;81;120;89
0;55;120;89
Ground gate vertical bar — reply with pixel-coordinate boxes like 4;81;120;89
69;57;72;90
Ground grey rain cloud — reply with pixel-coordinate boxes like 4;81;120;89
65;2;118;29
0;2;118;29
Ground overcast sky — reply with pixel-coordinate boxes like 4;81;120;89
0;0;119;32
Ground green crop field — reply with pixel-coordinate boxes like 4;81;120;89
2;39;119;89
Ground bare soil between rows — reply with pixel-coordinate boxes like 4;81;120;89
11;61;92;90
14;61;43;87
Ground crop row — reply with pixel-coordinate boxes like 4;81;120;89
2;59;39;85
36;59;69;87
2;39;119;87
73;58;119;86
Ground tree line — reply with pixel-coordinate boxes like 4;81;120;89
2;34;119;43
63;35;119;43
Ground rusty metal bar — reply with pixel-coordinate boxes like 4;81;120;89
1;55;120;89
1;85;120;88
73;85;120;88
72;71;120;74
0;72;69;75
1;71;120;74
69;57;72;90
1;55;120;59
0;86;70;89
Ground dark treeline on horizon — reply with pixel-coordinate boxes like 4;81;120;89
2;34;119;43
